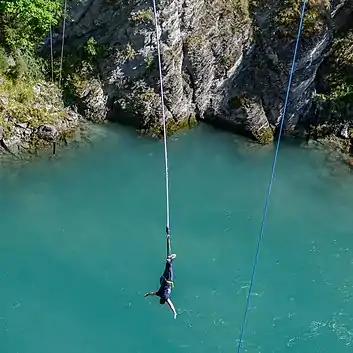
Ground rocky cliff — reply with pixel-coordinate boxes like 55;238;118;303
310;0;353;144
51;0;353;146
0;75;80;156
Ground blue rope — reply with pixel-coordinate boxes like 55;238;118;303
235;1;308;352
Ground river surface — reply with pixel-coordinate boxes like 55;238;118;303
1;124;352;353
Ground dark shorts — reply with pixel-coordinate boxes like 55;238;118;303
157;260;173;300
160;259;173;283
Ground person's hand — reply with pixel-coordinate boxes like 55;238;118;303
174;313;177;319
144;293;149;297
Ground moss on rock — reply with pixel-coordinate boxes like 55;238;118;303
130;9;154;24
0;75;78;152
228;92;274;144
252;125;274;144
310;28;353;136
274;0;330;39
229;94;253;110
58;36;107;107
143;114;199;138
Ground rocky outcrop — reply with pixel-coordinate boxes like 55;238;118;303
0;76;80;155
221;0;331;136
36;124;59;141
309;0;353;142
52;0;253;136
50;0;352;144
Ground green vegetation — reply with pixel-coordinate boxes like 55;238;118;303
206;0;251;75
130;9;154;24
0;0;65;88
85;37;98;57
313;30;353;126
0;47;8;73
0;47;58;139
145;114;199;138
229;94;274;144
323;31;353;99
251;125;273;144
231;0;250;18
0;0;65;85
121;43;136;61
144;53;154;69
0;77;65;139
0;0;72;144
57;35;109;110
185;34;205;49
213;0;250;20
275;0;330;39
0;78;34;103
0;0;63;52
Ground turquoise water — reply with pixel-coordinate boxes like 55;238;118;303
1;124;353;353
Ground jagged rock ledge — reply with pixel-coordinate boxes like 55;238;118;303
14;0;345;160
0;78;83;158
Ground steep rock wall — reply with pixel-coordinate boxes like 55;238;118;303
51;0;352;144
310;0;353;143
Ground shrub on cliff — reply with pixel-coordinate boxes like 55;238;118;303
0;0;65;81
275;0;330;39
0;0;63;53
312;29;353;135
0;1;73;146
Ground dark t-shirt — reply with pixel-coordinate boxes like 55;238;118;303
156;277;172;300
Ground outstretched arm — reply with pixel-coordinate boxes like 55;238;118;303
144;291;157;297
166;298;177;319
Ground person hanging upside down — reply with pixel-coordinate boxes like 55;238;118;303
144;252;177;319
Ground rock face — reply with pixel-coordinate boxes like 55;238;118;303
53;0;253;135
0;78;80;155
36;124;59;141
309;0;353;139
52;0;352;144
225;0;332;134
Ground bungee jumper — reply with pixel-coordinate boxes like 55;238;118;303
146;0;177;320
144;235;177;319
